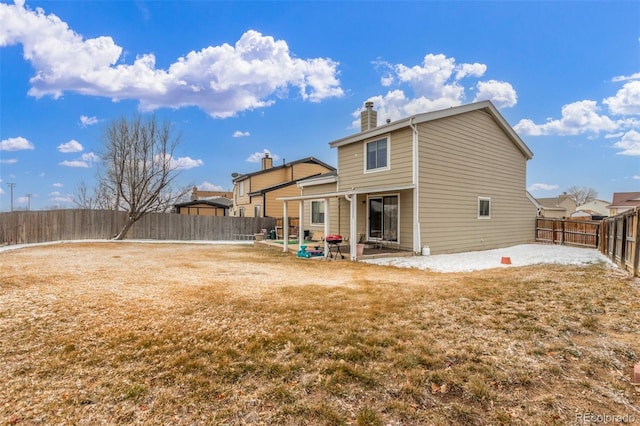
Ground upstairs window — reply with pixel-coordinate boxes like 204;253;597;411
311;200;324;225
366;137;388;171
478;197;491;219
238;181;244;196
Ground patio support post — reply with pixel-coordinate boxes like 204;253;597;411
324;197;330;257
283;201;289;252
346;192;358;260
298;199;304;243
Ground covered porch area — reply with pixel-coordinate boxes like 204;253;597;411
278;184;419;261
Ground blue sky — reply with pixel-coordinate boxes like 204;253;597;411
1;0;638;211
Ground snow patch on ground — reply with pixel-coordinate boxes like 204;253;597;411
363;244;615;273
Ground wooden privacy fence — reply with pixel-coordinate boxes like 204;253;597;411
0;210;276;245
601;207;639;277
535;218;600;248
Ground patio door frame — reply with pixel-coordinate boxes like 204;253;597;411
366;193;399;243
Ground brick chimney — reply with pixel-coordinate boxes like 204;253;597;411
360;101;377;132
261;153;273;170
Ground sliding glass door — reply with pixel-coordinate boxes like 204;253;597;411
368;195;398;242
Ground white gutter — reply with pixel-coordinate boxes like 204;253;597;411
409;117;421;254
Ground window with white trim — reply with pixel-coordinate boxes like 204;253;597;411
311;200;324;225
254;205;261;218
365;137;388;171
478;197;491;219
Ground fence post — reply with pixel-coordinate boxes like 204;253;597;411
631;207;640;277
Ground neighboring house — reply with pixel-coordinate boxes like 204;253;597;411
607;192;640;216
174;197;232;216
535;194;577;218
231;153;335;218
173;186;233;216
570;198;610;220
281;100;537;258
190;187;233;201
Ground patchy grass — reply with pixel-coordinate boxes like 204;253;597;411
0;242;639;425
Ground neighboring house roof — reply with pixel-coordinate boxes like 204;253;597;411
296;170;339;188
248;174;326;196
174;197;232;209
191;187;233;200
232;157;336;183
607;192;640;209
536;197;569;212
577;199;610;216
328;100;533;160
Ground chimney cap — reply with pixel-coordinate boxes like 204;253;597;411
364;101;374;109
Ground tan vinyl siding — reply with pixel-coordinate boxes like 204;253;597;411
178;204;226;216
264;186;301;218
418;110;535;254
398;189;414;251
301;182;337;196
337;127;413;191
354;189;413;251
301;197;350;238
233;162;333;217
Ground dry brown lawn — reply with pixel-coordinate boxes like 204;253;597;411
1;242;639;425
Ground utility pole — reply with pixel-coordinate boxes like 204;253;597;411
25;193;32;211
6;182;15;212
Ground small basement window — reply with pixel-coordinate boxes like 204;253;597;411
478;197;491;219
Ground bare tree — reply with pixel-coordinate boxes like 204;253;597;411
72;180;118;210
566;186;598;206
100;115;190;240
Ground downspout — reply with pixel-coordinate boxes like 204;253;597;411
409;117;421;254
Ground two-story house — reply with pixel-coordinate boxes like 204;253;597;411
231;153;335;218
280;100;536;259
607;192;640;216
534;194;577;219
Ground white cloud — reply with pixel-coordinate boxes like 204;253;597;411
246;149;279;163
527;183;560;192
473;80;517;108
49;193;73;204
0;2;343;118
455;62;487;80
633;175;640;180
514;100;618;136
613;129;640;156
359;54;515;127
59;151;99;168
233;130;250;138
603;81;640;115
57;139;83;153
51;182;63;187
59;160;90;168
81;152;99;162
79;115;98;127
0;158;18;164
170;155;203;170
612;72;640;82
0;136;34;151
0;187;3;195
198;181;225;191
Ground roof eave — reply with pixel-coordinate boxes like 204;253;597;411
329;100;534;160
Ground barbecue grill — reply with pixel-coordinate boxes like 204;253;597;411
325;234;345;259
